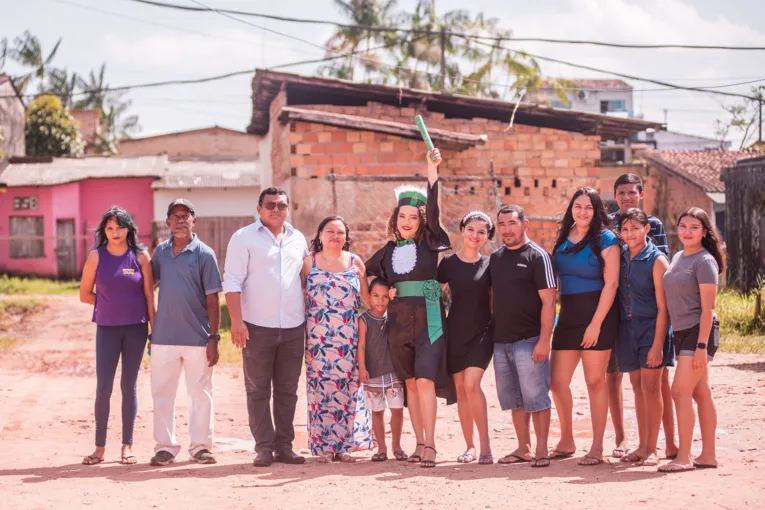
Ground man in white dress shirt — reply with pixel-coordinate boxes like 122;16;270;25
223;187;308;467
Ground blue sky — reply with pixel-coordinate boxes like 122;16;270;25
2;0;764;146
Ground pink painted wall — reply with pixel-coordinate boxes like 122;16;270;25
0;177;156;278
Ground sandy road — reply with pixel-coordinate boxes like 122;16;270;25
1;296;764;509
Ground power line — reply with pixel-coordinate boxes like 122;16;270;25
128;0;765;51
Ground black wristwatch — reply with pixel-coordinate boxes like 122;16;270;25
209;333;221;341
696;342;707;350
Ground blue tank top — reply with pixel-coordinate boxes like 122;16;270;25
554;230;618;295
93;245;149;326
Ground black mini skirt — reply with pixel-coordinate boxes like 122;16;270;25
552;290;618;351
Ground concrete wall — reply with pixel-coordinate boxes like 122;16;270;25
153;188;260;222
119;127;261;157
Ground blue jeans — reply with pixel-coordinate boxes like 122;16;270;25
95;323;148;447
493;337;551;413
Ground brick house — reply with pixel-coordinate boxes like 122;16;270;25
0;75;25;168
119;126;260;158
641;149;762;253
246;70;661;257
70;109;102;155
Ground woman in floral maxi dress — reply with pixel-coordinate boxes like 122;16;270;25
303;216;374;462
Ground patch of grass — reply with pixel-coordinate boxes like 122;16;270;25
0;275;79;295
0;298;46;317
218;331;242;365
0;336;19;352
718;289;765;354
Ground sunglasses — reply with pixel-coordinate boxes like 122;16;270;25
262;202;289;211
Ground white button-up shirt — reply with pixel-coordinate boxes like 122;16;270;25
222;218;308;328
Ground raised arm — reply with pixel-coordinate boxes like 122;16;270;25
79;250;99;305
424;149;451;251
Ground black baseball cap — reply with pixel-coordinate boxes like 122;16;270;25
167;198;196;217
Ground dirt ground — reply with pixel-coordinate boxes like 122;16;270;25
1;296;764;510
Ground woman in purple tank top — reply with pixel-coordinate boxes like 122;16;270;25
79;206;155;465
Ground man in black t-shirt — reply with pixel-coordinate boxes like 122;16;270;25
490;205;557;467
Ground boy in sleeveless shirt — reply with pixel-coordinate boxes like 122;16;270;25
358;278;406;462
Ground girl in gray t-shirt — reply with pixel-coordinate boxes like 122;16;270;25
659;207;725;474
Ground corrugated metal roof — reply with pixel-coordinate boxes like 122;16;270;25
152;159;259;189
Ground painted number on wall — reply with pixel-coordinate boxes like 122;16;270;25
13;196;38;210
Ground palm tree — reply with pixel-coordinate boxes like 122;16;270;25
0;37;7;71
8;31;62;94
48;69;78;109
74;63;109;110
322;0;397;81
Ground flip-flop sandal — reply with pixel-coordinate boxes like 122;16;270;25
478;454;494;465
612;448;627;458
548;449;576;460
531;457;551;468
82;455;104;465
578;455;606;466
693;463;718;469
457;451;476;463
420;446;437;468
637;454;660;467
371;452;388;462
120;455;137;465
408;444;424;463
393;450;408;461
499;454;533;464
659;462;695;473
620;452;645;463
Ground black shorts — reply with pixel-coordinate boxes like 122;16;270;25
674;320;720;361
552;290;618;351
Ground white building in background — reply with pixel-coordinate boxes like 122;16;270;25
527;79;635;117
634;130;731;150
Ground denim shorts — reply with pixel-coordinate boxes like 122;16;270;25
493;337;551;413
616;318;675;373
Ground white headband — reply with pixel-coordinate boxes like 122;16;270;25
462;210;493;230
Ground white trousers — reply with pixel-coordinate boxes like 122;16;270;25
151;345;214;457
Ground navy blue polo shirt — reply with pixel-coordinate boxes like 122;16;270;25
151;234;222;347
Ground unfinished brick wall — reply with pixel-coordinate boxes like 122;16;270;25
274;101;602;258
119;127;260;157
648;165;714;253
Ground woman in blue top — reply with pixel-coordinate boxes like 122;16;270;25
616;209;673;467
550;187;620;466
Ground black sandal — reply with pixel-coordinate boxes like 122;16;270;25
408;444;424;463
421;446;437;468
371;452;388;462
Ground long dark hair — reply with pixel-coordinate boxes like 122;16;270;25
553;187;614;273
677;207;726;274
311;215;352;253
387;205;427;243
93;206;145;253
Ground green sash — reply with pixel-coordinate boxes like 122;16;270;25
394;280;443;344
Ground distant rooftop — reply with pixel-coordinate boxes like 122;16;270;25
641;149;761;193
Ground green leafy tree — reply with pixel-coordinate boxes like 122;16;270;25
8;31;62;94
49;69;78;109
25;95;84;157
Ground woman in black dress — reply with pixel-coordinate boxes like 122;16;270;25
438;211;495;464
366;149;452;468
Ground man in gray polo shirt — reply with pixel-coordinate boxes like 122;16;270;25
149;199;222;466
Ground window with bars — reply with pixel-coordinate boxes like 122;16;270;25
9;216;45;259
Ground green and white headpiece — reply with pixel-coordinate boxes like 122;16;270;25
395;185;427;208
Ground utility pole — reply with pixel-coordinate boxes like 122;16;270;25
440;27;447;92
759;98;762;142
